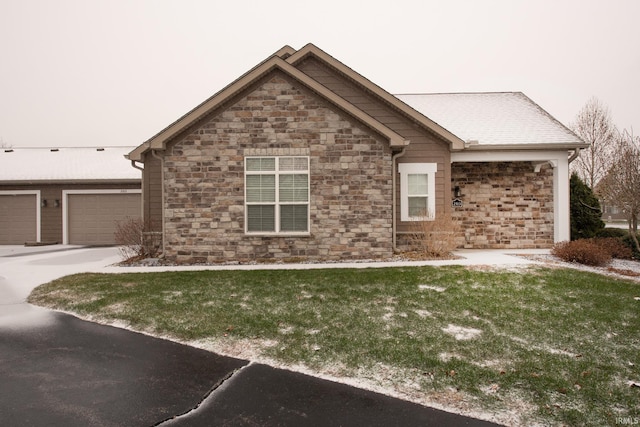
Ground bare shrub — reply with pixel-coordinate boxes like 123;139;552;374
406;214;461;259
114;217;160;261
551;240;612;266
592;237;633;260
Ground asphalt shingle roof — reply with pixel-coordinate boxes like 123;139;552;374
395;92;583;147
0;146;140;182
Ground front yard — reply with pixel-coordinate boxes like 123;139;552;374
28;265;639;426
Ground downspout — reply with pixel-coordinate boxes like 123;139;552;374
392;147;407;253
130;160;144;171
568;147;582;164
151;150;166;257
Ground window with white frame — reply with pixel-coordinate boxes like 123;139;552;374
398;163;437;221
245;156;309;233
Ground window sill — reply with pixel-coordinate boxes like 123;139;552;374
245;232;311;237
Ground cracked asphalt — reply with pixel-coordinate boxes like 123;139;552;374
0;245;501;426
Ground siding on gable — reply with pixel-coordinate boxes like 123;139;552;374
296;57;452;233
159;71;394;263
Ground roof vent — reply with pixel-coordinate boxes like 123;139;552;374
50;148;59;152
97;148;105;151
4;149;13;153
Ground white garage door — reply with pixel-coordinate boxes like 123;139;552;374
67;193;141;245
0;193;38;244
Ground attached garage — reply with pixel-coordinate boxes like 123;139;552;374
0;191;40;244
65;190;141;245
0;147;141;246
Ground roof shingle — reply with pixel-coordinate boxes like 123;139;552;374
0;147;140;182
395;92;584;147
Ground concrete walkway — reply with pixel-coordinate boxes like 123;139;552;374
0;245;544;426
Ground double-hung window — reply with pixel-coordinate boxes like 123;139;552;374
399;163;437;221
245;157;309;234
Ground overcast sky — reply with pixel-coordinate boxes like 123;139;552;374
1;0;638;148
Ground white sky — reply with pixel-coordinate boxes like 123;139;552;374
1;0;638;148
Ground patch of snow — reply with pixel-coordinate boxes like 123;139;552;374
278;325;294;335
418;284;446;292
439;352;463;362
481;383;501;395
414;309;432;318
442;324;483;340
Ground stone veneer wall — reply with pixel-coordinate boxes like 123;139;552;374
451;161;555;249
162;73;393;264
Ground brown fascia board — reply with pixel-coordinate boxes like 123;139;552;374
128;51;407;161
286;44;466;151
273;45;297;59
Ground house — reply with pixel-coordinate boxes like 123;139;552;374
0;147;141;245
127;43;586;264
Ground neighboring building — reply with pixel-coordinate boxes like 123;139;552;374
127;43;587;264
0;147;141;245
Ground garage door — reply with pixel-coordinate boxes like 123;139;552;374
0;194;38;244
67;193;141;245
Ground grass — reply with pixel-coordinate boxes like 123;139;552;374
28;265;640;426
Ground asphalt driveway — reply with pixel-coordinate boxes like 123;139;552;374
0;245;502;426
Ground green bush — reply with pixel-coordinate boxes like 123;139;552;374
596;228;628;238
551;240;612;266
570;173;604;240
621;233;640;260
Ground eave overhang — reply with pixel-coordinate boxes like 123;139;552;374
128;52;408;162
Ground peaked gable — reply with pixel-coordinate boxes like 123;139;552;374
285;44;466;150
128;46;409;161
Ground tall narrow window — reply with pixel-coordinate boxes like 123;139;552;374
399;163;437;221
245;157;309;234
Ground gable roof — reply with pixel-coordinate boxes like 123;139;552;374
396;92;586;149
128;44;585;162
284;44;466;150
128;46;415;161
0;147;140;184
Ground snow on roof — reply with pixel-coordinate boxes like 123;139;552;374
395;92;584;147
0;147;140;182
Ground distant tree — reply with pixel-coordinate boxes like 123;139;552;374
597;129;640;252
570;97;617;189
0;137;11;148
570;172;604;240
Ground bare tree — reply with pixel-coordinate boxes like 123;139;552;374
571;97;617;189
0;137;11;148
598;129;640;251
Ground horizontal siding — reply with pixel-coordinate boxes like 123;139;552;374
297;57;453;233
143;154;163;231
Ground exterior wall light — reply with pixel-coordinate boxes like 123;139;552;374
41;199;47;208
54;199;60;208
454;186;461;198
